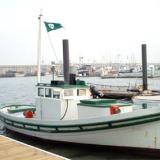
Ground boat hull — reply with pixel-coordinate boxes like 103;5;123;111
1;105;160;150
4;122;159;147
2;116;160;150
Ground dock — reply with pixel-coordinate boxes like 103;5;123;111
0;135;68;160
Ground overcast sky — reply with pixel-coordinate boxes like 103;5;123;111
0;0;160;65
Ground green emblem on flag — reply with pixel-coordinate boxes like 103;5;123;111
44;21;63;32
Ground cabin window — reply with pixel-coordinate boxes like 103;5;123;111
64;89;73;97
53;90;60;99
45;88;52;98
77;89;86;96
38;88;44;97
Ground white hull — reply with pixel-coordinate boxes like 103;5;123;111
1;106;160;150
5;121;160;149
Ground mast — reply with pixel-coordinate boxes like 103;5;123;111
37;13;42;83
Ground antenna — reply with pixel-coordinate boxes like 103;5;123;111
37;11;43;83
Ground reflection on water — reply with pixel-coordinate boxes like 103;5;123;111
0;76;160;159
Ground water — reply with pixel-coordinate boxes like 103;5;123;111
0;76;159;159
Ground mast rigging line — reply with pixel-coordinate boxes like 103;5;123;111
46;28;59;63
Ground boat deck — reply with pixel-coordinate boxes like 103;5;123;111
0;135;67;160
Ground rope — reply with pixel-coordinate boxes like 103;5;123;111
47;32;59;62
60;100;69;120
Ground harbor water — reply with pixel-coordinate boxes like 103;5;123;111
0;75;160;159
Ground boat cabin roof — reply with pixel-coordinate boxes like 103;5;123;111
36;80;88;89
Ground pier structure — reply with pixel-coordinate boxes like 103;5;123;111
0;135;67;160
0;65;51;77
0;63;160;78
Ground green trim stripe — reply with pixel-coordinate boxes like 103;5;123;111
1;112;160;133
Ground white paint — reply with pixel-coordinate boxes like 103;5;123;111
4;120;160;149
1;106;160;150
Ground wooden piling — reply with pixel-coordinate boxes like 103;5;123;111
63;39;70;84
142;44;148;90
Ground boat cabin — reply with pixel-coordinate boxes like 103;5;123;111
35;80;90;121
35;80;133;121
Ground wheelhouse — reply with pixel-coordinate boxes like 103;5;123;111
35;80;90;121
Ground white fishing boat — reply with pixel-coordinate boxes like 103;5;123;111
1;84;160;153
1;14;160;154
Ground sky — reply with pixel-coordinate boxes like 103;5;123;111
0;0;160;65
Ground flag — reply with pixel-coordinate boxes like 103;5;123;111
44;21;63;32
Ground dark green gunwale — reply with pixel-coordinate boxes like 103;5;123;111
0;112;160;133
77;102;130;108
1;104;36;113
1;104;35;109
7;105;36;113
78;99;131;108
80;99;117;104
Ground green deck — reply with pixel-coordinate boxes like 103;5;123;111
7;105;36;113
78;99;131;108
80;99;117;104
